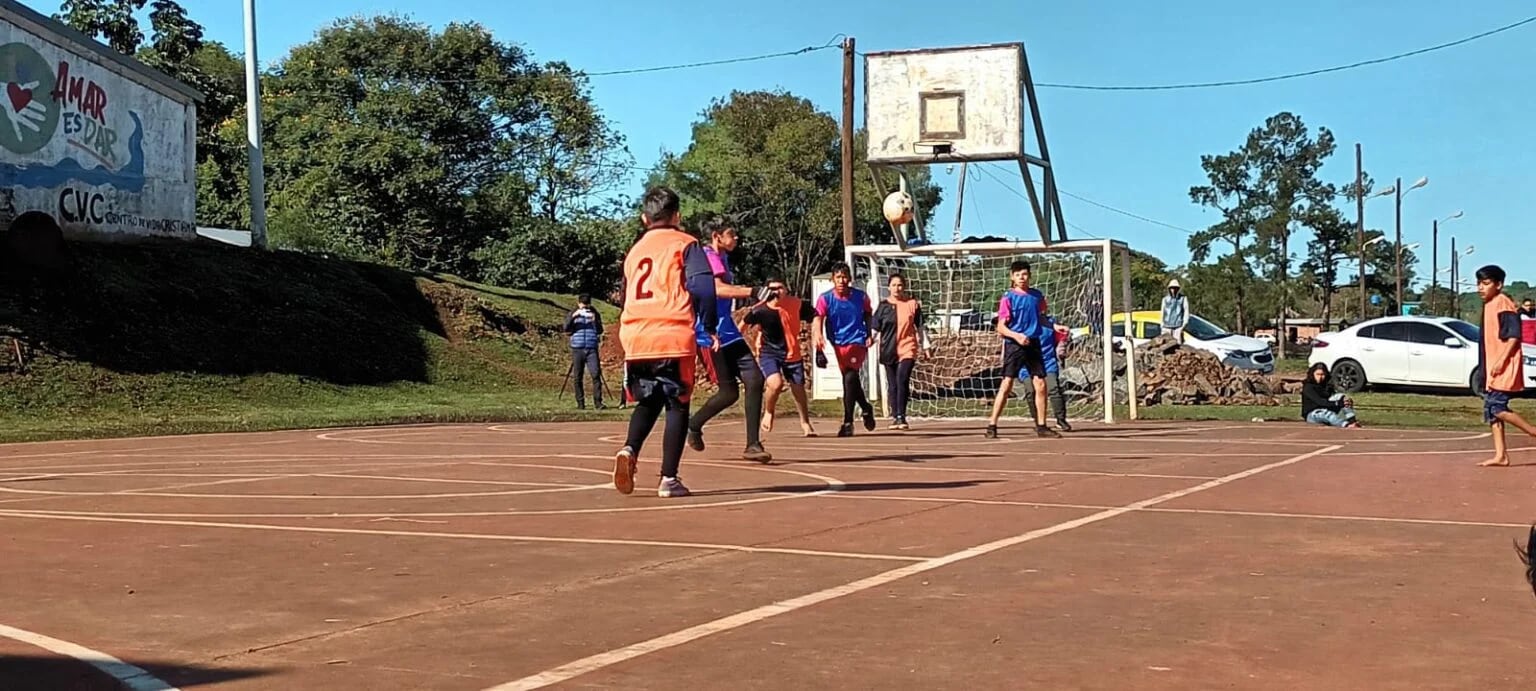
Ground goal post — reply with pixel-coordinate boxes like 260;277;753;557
814;239;1140;424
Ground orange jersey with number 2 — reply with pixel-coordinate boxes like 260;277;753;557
620;227;699;361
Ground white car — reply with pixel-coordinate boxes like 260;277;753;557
1071;311;1277;374
1308;315;1536;394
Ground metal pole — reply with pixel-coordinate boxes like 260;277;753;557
952;162;967;243
1393;176;1402;315
1100;241;1114;424
1355;144;1365;320
243;0;268;250
840;37;856;249
1431;219;1438;315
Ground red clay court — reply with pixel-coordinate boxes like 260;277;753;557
1;419;1533;690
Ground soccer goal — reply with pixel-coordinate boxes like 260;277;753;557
833;239;1141;423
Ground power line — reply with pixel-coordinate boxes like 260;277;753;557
1037;14;1536;91
582;35;845;77
1055;188;1197;235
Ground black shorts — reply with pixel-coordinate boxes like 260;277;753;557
625;357;695;406
1002;340;1046;379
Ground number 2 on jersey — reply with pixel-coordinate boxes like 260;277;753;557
633;257;655;300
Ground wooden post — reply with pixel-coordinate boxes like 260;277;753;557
841;37;856;248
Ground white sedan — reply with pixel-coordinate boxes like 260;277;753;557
1309;316;1536;394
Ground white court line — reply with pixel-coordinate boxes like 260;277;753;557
823;493;1534;530
0;623;179;691
0;512;924;563
481;444;1343;690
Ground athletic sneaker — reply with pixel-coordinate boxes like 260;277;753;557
837;423;855;437
1056;419;1073;432
861;407;877;432
1036;425;1062;439
613;446;637;495
687;428;706;452
743;444;772;463
984;424;998;439
658;476;691;498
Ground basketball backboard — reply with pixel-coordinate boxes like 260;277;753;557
864;43;1023;165
861;41;1069;246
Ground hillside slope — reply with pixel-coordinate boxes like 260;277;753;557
0;239;623;442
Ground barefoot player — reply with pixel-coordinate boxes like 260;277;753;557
746;278;818;437
614;187;719;498
1474;264;1536;468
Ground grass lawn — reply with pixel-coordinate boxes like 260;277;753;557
0;241;1503;443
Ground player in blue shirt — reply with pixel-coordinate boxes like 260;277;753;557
986;260;1060;439
1024;313;1072;432
812;262;877;437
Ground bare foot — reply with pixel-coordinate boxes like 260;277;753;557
801;421;816;437
761;411;775;434
1479;457;1511;467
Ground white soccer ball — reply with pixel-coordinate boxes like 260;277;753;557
882;191;914;225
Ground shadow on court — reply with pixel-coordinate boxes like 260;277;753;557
694;479;1003;497
0;655;274;690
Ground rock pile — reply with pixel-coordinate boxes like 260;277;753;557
1125;335;1300;406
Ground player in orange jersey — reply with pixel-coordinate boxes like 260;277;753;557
615;187;719;498
1473;265;1536;468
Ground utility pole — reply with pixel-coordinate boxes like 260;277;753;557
1451;237;1459;320
243;0;268;250
840;37;856;249
1393;176;1403;315
1431;219;1438;315
952;162;967;243
1355;144;1365;320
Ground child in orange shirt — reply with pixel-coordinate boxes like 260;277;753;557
1474;265;1536;467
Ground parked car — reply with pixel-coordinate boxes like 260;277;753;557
1071;310;1276;374
1308;315;1536;394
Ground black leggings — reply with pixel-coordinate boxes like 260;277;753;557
883;359;915;420
689;340;765;447
623;360;691;478
842;369;873;424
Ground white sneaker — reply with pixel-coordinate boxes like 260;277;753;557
657;476;691;498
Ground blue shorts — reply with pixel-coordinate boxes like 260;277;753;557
1484;390;1513;424
760;357;806;386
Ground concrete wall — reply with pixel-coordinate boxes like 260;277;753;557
0;12;197;240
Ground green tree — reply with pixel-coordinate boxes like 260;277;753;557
259;16;627;275
648;90;941;294
1127;249;1173;311
57;0;147;54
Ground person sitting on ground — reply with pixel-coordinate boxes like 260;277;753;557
1301;362;1361;428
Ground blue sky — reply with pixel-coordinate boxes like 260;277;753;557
31;0;1534;287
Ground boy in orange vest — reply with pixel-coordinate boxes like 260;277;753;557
1474;265;1536;468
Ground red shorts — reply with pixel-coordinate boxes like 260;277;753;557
834;344;868;372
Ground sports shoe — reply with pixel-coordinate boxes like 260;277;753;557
658;476;691;498
837;423;855;437
613;446;637;495
1056;419;1073;432
1036;425;1062;439
984;424;998;439
687;428;706;452
861;408;877;432
743;444;773;464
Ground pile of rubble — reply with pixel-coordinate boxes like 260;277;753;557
1124;335;1301;406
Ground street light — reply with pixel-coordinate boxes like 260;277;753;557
1431;210;1462;313
244;0;268;250
1392;175;1428;312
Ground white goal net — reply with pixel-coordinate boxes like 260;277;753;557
816;240;1140;423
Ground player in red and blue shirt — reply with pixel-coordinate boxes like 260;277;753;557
986;260;1060;439
813;262;877;437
